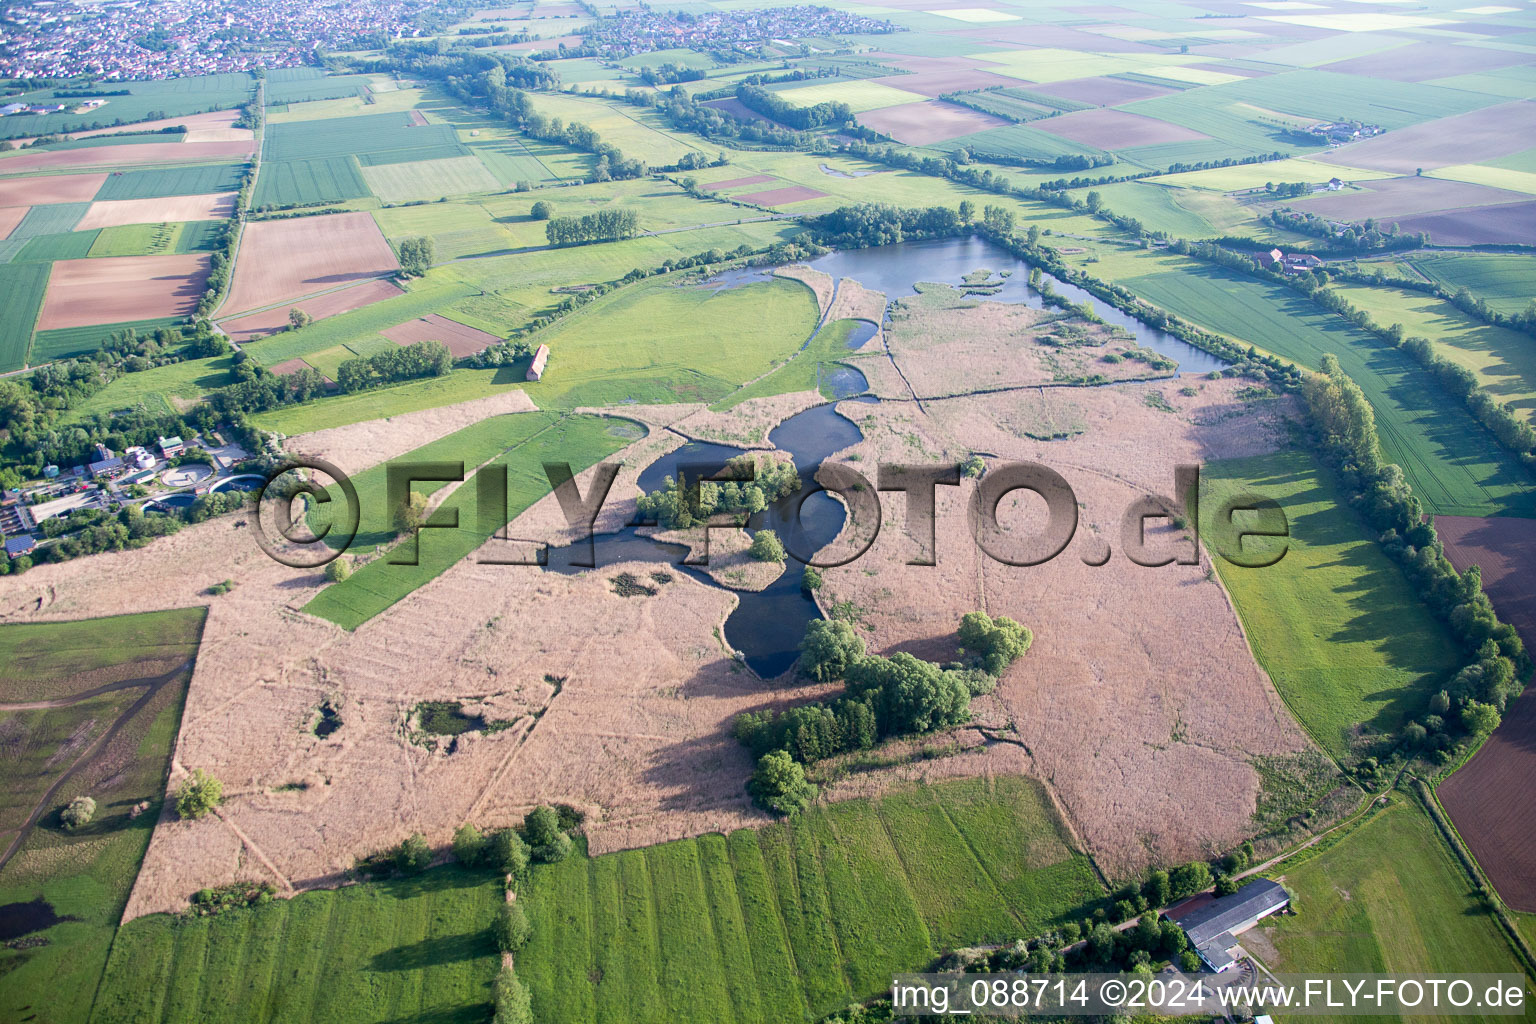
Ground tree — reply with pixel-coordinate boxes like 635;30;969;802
488;828;530;875
1179;949;1201;973
799;618;865;682
801;566;823;591
1170;861;1212;899
959;454;985;478
1214;873;1239;897
530;200;553;220
524;805;561;847
324;556;351;583
957;611;1032;675
1143;868;1171;907
1085;190;1103;213
393;491;430;535
493;966;533;1024
61;795;96;829
175;769;223;819
395;832;431;874
748;750;816;816
452;823;485;866
397;236;434;277
957;200;975;223
287;307;312;330
749;529;785;562
1462;700;1500;737
493;901;531;952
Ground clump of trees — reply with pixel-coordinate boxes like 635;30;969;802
734;83;851;131
544;208;639;246
396;236;435;277
175;769;223;820
336;340;452;393
529;200;552;220
395;832;432;874
61;795;96;829
493;964;533;1024
747;750;817;816
493;900;531;952
635;453;800;529
735;612;1031;780
523;804;572;863
749;529;785;562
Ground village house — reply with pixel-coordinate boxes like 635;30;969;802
526;344;550;382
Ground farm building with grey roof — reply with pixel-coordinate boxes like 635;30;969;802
1171;878;1290;972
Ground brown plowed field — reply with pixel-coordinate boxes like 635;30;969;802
381;313;502;357
75;192;237;230
36;253;211;330
1291;175;1528;219
735;185;829;206
1033;75;1178;106
701;173;776;190
220;278;404;342
871;67;1022;97
0;172;107;207
1035;107;1209;147
0;205;25;240
1394;201;1536;247
1322;42;1535;83
1436;514;1536;911
0;140;254;175
219;211;399;316
1325;101;1536;173
858;100;1010;145
268;358;313;378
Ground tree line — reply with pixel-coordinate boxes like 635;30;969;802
543;207;638;246
733;83;853;131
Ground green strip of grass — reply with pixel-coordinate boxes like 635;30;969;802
1203;449;1462;759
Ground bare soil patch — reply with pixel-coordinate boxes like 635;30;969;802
284;388;539;476
0;206;25;240
1035;107;1209;148
75;192;237;230
1291;175;1528;219
381;313;502;358
1032;75;1179;106
641;525;786;592
1325;101;1536;173
1439;687;1536;912
36;253;210;330
0;140;253;175
220;211;400;316
734;185;829;206
219;278;404;343
1321;42;1535;82
78;109;244;138
268;358;313;378
700;97;781;126
700;173;776;191
182;128;255;144
0;172;107;207
1393;201;1536;247
859;100;1011;145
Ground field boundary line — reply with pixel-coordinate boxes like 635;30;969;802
926;787;1026;931
730;831;805;1014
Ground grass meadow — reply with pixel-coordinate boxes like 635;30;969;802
91;867;502;1024
31;316;187;365
93;163;247;201
1259;797;1527;1023
0;608;206;1024
64;350;238;420
518;777;1103;1023
714;317;865;411
1407;253;1536;317
253;155;371;207
1203;451;1461;759
15;228;100;263
1075;247;1535;517
302;412;632;628
0;262;50;371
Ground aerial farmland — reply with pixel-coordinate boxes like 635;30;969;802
0;0;1533;1021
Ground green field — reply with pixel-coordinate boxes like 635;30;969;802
265;74;372;105
0;608;206;1024
1197;70;1499;131
242;281;476;366
93;163;247;201
64;351;238;420
1259;797;1528;1023
0;262;50;371
1078;248;1536;517
714;316;866;412
91;866;502;1024
89;219;225;258
252;155;371;207
1333;282;1536;426
265;110;468;164
518;777;1103;1023
359;154;502;202
0;72;254;140
1406;253;1536;317
15;228;101;262
1121;93;1314;157
301;412;631;628
933;123;1104;161
1204;451;1462;758
31;317;187;365
8;202;90;239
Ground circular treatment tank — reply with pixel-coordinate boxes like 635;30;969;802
210;474;264;493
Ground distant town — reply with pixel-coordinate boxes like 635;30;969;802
0;0;451;80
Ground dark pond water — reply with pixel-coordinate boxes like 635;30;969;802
546;401;873;678
210;474;264;492
843;320;879;349
806;236;1230;376
149;493;196;510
